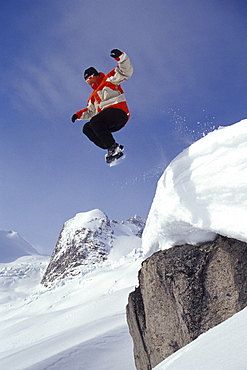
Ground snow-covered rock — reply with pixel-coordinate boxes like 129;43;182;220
142;119;247;257
0;230;39;263
126;118;247;369
41;209;145;286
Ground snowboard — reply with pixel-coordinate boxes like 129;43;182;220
105;151;126;167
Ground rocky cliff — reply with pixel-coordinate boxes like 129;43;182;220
126;235;247;370
41;209;145;287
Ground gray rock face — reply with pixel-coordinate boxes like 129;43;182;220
41;213;113;286
126;235;247;370
41;210;145;287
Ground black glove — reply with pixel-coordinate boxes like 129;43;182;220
110;49;122;59
71;113;78;123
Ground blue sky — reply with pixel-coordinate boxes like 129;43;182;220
1;0;247;254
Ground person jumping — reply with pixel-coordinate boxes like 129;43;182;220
71;49;133;165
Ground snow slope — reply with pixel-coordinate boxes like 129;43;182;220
142;119;247;257
0;253;141;369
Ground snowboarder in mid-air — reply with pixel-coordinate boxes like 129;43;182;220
71;49;133;166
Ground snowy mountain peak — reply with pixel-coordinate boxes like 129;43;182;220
64;209;108;230
120;215;146;237
41;210;145;286
0;230;39;263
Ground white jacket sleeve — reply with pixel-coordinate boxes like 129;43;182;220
107;52;133;84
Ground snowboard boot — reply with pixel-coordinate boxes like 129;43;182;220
105;143;124;164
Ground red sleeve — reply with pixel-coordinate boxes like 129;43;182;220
76;108;87;119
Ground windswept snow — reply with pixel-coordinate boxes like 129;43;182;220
142;119;247;257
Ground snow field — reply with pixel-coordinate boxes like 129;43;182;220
0;255;140;369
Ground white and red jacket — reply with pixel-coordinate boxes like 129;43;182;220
76;52;133;121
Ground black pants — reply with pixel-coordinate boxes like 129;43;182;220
82;108;128;149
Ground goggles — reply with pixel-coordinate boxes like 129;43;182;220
85;75;94;83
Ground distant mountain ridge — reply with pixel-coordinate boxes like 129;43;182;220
0;230;39;263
